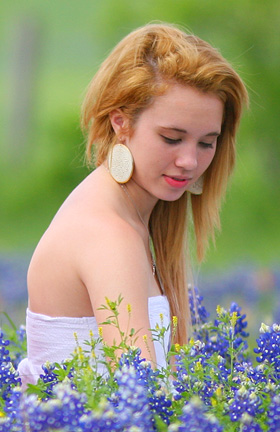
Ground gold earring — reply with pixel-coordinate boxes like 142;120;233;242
108;143;134;184
186;176;203;195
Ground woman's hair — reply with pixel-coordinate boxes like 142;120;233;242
81;23;248;345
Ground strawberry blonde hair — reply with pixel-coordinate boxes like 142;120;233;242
81;23;248;344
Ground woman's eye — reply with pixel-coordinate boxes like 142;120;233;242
199;142;214;149
161;135;182;144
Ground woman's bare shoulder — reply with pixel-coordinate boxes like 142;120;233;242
33;169;145;279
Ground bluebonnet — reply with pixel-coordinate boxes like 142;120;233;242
118;347;159;389
188;285;209;325
13;325;26;368
0;331;10;364
173;345;230;405
0;417;12;432
229;386;263;422
0;330;21;401
18;383;87;431
38;361;61;398
267;395;280;432
81;360;155;432
234;362;267;385
254;323;280;381
241;420;263;432
2;283;280;431
172;341;206;400
0;387;23;431
0;321;26;370
229;303;249;338
111;364;154;431
119;348;173;425
167;398;223;432
79;400;121;431
33;358;75;400
192;302;249;364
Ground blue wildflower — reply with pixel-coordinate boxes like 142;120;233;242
79;400;120;431
36;360;75;399
173;341;230;406
112;364;154;431
39;361;60;398
254;323;280;380
229;303;249;338
0;330;21;401
168;397;223;432
193;302;249;364
229;386;263;422
13;325;27;367
267;395;280;432
234;361;267;385
188;286;209;325
119;348;173;425
0;417;12;432
240;416;263;432
118;347;159;389
1;386;23;431
18;383;87;431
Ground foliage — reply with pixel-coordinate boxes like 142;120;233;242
0;291;280;431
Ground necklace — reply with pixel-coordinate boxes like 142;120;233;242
104;163;163;289
120;184;157;277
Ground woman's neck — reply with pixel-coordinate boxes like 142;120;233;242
102;163;158;228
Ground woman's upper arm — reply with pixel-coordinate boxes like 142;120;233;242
77;219;156;363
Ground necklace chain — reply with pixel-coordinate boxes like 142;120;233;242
120;184;156;277
104;163;162;287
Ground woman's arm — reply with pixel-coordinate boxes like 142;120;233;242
76;215;157;365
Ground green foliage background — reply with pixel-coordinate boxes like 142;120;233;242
0;0;279;274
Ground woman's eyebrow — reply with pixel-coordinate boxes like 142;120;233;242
160;126;187;133
160;127;221;136
205;132;221;137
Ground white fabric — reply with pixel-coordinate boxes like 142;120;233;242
18;296;170;388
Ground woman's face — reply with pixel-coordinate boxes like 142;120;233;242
112;83;224;203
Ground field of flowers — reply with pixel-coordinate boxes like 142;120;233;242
1;288;280;431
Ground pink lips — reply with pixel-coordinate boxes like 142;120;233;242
163;175;190;189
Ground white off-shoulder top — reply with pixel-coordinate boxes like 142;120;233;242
18;296;170;388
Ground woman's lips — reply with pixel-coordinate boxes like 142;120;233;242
163;175;190;189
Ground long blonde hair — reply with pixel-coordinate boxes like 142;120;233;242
81;23;248;344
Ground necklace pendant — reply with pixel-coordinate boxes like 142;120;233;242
152;261;156;277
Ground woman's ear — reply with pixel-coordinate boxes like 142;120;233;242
109;109;129;139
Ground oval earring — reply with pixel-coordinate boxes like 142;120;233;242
108;143;134;184
186;176;203;195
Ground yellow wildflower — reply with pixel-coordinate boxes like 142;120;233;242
211;397;217;406
194;360;203;372
231;311;238;328
216;305;222;316
215;387;222;398
189;337;195;346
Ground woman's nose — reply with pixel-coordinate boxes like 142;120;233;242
174;144;198;171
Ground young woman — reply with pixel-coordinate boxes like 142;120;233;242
18;23;248;387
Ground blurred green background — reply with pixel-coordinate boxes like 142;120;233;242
1;1;279;330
